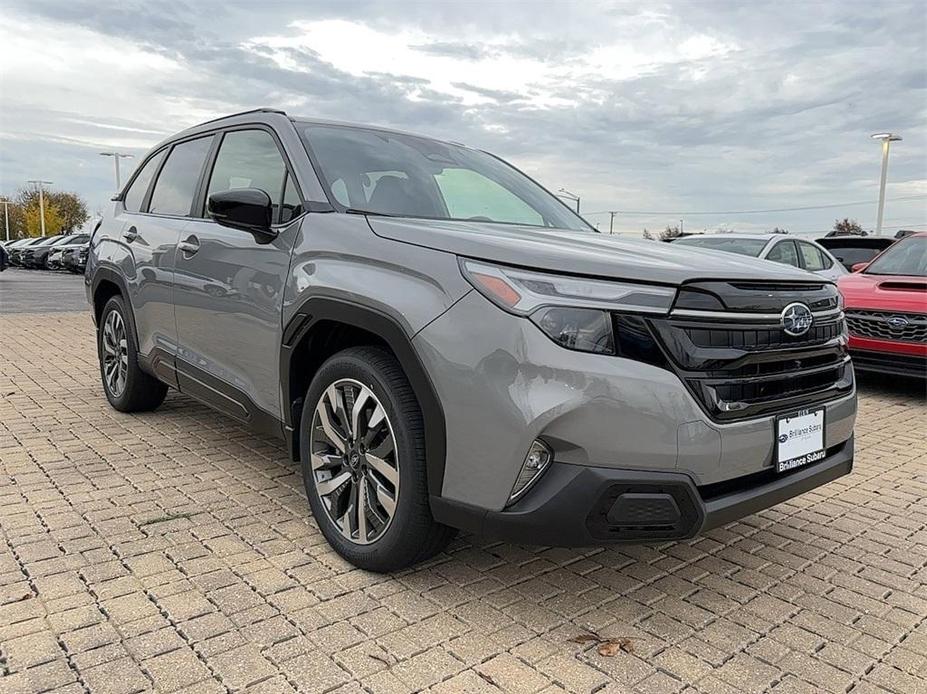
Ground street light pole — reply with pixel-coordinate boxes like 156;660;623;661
870;133;902;236
0;199;11;242
26;180;53;237
608;211;618;234
99;152;135;190
557;188;581;214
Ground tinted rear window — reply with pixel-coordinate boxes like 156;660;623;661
672;236;768;257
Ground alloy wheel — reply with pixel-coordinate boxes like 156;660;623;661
309;378;400;545
102;309;128;397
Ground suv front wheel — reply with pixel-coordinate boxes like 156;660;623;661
97;295;168;412
300;346;455;572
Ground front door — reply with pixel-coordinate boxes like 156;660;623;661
172;128;303;427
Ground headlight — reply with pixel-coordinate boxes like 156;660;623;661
530;306;615;355
459;259;675;315
459;259;674;355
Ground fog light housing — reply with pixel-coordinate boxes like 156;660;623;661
508;440;553;504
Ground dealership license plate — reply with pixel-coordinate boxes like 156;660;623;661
776;408;825;473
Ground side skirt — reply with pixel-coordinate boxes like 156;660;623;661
143;347;285;441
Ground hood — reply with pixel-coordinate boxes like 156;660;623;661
368;217;819;286
838;272;927;313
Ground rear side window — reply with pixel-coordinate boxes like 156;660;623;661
766;240;800;267
149;137;213;216
205;129;302;224
797;241;830;271
123;150;166;212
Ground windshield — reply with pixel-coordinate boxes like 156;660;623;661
300;124;591;232
32;236;64;246
864;235;926;276
672;236;768;257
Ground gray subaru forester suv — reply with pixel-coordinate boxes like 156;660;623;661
87;108;856;571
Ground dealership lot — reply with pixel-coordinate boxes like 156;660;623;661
0;274;925;694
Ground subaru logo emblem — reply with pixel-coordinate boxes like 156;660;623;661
886;316;909;330
781;302;813;337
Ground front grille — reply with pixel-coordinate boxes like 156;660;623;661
649;281;852;421
684;321;842;351
845;310;927;343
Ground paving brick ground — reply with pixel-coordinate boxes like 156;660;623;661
1;310;925;694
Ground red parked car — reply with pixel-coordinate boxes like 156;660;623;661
838;232;926;377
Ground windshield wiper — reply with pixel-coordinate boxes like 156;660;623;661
344;208;398;218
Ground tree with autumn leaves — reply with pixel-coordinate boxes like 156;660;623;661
2;187;89;238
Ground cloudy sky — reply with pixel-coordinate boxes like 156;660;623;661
1;0;925;236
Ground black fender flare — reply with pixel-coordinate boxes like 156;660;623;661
89;267;138;343
280;297;447;497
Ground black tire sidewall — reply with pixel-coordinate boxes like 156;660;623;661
97;295;141;410
299;349;429;571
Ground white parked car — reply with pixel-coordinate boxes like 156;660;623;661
671;233;847;280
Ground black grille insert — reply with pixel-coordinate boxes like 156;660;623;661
649;281;852;421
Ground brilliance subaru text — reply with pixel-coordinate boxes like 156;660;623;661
87;109;857;571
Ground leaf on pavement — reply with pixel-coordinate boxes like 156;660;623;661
597;638;634;657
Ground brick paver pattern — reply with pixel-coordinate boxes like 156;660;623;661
1;312;925;694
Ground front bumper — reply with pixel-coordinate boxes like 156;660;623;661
414;290;857;512
432;436;853;546
849;336;927;377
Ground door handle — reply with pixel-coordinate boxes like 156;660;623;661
122;226;138;243
178;235;200;256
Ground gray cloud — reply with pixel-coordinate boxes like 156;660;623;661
2;0;925;235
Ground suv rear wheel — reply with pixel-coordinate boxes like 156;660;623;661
300;346;455;571
97;295;168;412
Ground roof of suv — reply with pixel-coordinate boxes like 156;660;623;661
169;107;465;150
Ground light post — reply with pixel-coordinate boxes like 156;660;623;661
100;152;135;190
871;132;902;236
26;180;53;237
0;199;11;242
557;188;581;214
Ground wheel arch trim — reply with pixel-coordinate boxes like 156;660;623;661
90;267;138;343
280;297;447;497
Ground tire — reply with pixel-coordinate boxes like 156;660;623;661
97;295;168;412
300;346;455;572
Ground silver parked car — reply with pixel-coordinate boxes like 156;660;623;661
671;233;847;280
87;109;856;571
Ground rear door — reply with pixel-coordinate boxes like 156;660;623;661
172;127;303;425
120;136;215;379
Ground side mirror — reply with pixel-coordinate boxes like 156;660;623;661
207;188;276;242
851;262;869;273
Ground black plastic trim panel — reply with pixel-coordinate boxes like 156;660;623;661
279;297;448;496
430;436;853;546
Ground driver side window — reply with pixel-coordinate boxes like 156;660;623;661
206;129;302;225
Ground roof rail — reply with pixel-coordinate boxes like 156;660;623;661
194;107;288;128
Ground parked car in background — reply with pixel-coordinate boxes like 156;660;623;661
21;235;74;269
9;237;48;266
46;234;91;270
63;244;89;273
87;109;856;571
838;233;927;377
816;236;895;272
670;233;846;280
